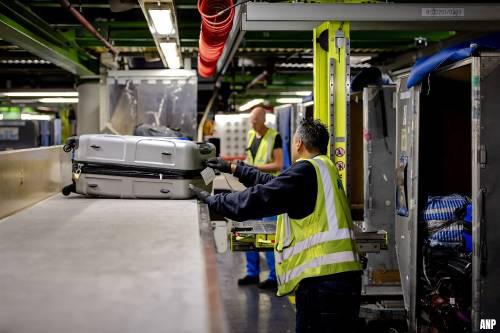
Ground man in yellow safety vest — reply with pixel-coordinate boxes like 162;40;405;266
241;106;283;289
245;106;283;175
190;118;362;332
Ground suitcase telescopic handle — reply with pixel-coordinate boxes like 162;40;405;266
90;144;101;149
160;189;170;194
161;152;172;156
88;184;98;188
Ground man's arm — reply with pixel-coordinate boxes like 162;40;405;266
206;161;315;221
232;162;276;188
205;157;275;187
254;148;283;173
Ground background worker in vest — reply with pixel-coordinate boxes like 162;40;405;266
240;105;283;289
190;118;362;333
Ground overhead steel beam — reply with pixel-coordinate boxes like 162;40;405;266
30;2;141;9
216;4;246;78
0;2;98;76
243;3;500;31
242;20;500;32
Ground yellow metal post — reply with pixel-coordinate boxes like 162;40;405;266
313;21;350;193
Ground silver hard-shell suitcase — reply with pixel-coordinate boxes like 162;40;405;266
62;134;215;199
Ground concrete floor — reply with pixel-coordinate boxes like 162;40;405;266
216;251;296;333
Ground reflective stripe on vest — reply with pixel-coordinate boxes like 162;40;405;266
274;155;361;296
278;251;357;285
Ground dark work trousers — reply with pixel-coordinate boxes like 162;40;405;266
295;271;362;333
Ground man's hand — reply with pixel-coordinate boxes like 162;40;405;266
189;184;210;203
206;157;232;174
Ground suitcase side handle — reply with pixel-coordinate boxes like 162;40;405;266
161;152;172;156
88;184;98;188
90;144;101;149
63;136;79;153
197;143;213;155
160;189;170;194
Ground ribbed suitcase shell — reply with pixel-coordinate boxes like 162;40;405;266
75;134;213;170
76;174;208;199
68;134;215;199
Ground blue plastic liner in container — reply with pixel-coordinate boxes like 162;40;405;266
423;194;469;222
423;194;469;248
463;203;473;253
407;33;500;89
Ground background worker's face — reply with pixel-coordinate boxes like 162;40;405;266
250;107;266;132
291;134;303;163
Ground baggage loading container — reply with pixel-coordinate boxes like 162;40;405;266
394;53;500;333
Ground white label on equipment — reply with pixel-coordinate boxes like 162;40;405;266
201;167;216;185
422;8;464;17
400;91;411;100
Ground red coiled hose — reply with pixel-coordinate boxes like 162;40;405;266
198;0;235;77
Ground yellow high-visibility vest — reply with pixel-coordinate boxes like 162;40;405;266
245;127;279;176
275;155;362;296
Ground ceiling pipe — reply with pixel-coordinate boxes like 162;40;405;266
245;70;268;91
56;0;119;57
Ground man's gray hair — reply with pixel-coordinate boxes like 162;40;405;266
296;118;329;155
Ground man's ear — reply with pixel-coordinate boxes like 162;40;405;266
296;138;303;150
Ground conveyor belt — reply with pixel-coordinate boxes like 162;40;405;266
0;195;212;333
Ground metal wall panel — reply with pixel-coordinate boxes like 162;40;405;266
394;76;420;331
362;85;401;295
0;146;71;220
472;54;500;333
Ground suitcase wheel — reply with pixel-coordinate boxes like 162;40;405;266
62;183;75;196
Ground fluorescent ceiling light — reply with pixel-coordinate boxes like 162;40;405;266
239;99;265;112
278;91;312;97
159;42;181;69
10;99;39;104
276;98;303;104
350;56;372;64
39;98;79;104
0;59;50;65
276;63;314;69
0;91;78;97
275;56;371;69
149;9;175;35
21;114;52;121
352;63;372;68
